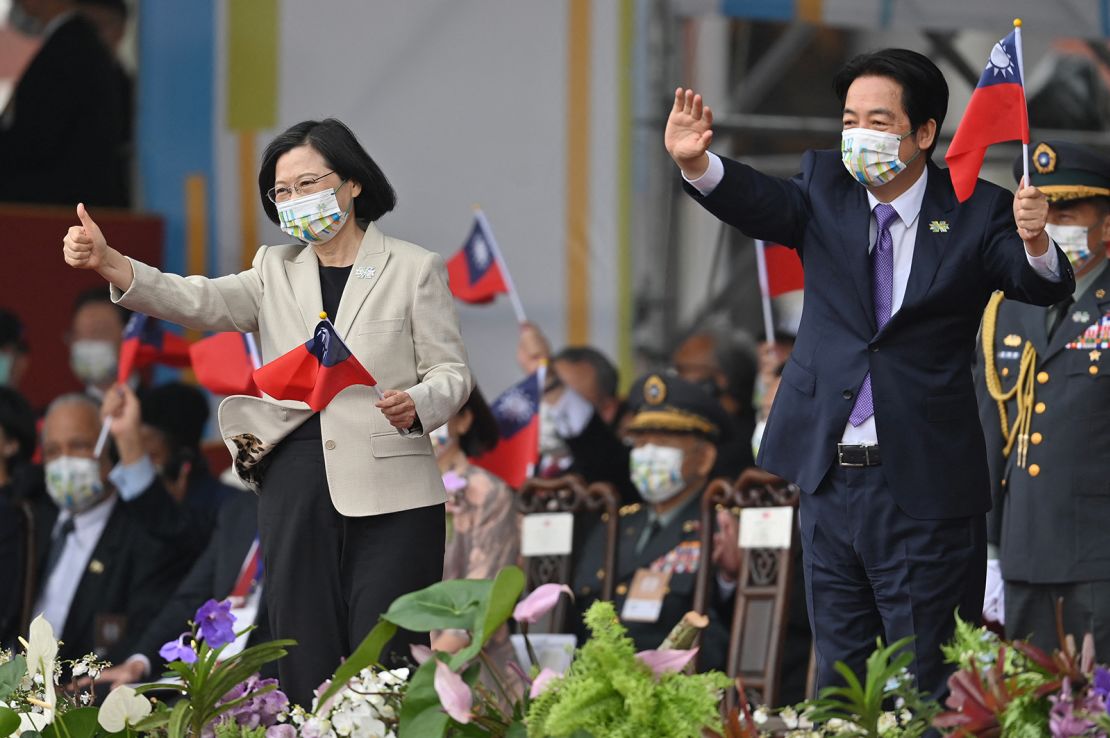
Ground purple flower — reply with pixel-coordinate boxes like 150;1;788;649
204;674;289;738
1094;667;1110;702
158;633;198;664
1049;679;1099;738
265;726;295;738
195;599;236;649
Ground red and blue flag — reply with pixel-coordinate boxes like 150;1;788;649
945;29;1029;202
190;332;260;397
447;215;509;304
252;319;377;411
117;313;191;383
471;368;543;488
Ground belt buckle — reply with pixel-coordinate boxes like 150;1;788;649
838;445;865;467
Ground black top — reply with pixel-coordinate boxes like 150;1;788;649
285;265;353;442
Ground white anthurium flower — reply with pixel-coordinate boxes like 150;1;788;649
19;615;59;717
97;686;153;732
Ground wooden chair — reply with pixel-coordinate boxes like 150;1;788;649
515;474;620;632
694;477;803;708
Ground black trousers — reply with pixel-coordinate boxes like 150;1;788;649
800;464;985;701
1006;580;1110;658
258;438;445;707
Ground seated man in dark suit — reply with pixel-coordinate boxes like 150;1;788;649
31;391;182;664
0;386;40;645
571;373;735;671
94;489;266;687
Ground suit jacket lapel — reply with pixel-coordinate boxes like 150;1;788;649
284;245;324;335
1018;301;1049;355
63;503;125;646
836;181;876;332
334;225;391;338
898;163;956;316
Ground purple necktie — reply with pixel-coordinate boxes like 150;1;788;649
848;203;898;427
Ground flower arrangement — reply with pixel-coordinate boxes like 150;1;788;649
289;666;408;738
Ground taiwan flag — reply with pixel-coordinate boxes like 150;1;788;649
471;368;543;488
447;215;509;304
252;319;377;411
117;313;191;383
763;243;804;298
945;29;1029;202
190;332;260;397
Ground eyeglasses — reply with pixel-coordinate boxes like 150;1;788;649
267;171;338;204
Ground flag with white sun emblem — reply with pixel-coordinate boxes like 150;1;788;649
470;366;544;488
945;28;1029;202
446;213;510;303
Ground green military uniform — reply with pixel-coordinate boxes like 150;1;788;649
569;373;733;672
976;140;1110;655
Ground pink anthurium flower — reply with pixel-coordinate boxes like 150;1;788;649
529;667;561;699
635;647;699;678
434;660;472;724
442;471;467;493
410;644;433;665
513;583;574;624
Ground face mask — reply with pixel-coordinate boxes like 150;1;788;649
841;128;919;187
276;184;351;244
0;352;13;387
1045;223;1095;271
45;456;105;513
430;424;452;458
7;3;45;36
630;443;687;504
538;403;569;457
70;340;118;385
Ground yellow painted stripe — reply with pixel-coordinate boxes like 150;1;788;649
617;0;635;393
239;132;259;271
183;173;208;355
227;0;278;130
797;0;823;23
566;0;591;345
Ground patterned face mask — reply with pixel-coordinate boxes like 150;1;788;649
276;182;351;244
841;127;919;187
1045;223;1095;271
629;443;687;504
45;455;105;513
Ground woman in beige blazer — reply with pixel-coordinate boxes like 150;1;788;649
62;118;472;705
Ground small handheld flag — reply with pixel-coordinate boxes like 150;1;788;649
252;313;380;412
190;332;261;397
446;209;527;323
945;21;1031;202
470;367;544;488
753;240;804;342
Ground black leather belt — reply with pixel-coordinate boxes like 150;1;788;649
837;443;882;467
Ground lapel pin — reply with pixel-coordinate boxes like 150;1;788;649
1097;289;1106;299
88;559;105;574
928;220;949;233
1003;334;1022;347
1072;310;1091;323
354;266;376;280
1092;350;1103;362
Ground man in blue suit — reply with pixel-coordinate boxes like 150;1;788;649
664;48;1074;697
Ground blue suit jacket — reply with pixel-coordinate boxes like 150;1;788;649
686;151;1074;519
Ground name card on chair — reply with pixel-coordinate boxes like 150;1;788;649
521;512;575;557
739;506;793;549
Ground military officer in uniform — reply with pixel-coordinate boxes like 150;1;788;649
570;373;733;671
977;140;1110;655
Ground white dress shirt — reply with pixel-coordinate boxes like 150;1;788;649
34;495;118;635
686;151;1061;445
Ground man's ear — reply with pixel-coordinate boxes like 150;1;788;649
1099;211;1110;243
915;119;937;152
694;439;717;478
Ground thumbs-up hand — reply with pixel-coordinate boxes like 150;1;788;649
64;203;109;270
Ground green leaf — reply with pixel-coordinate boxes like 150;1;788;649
166;699;191;738
397;658;449;738
41;708;99;738
0;657;27;702
316;620;398;708
450;566;525;669
0;707;20;738
189;640;294;722
384;579;493;633
505;721;529;738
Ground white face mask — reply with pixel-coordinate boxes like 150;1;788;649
70;340;118;386
629;443;687;505
429;424;452;458
841;127;919;187
276;185;351;244
1045;223;1095;271
538;403;569;457
45;456;105;513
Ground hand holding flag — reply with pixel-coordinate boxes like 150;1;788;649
1013;181;1049;249
446;209;527;323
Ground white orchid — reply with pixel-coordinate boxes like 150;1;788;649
97;686;153;732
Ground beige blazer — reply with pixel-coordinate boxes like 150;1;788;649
110;224;472;516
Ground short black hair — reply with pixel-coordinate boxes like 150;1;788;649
139;382;210;452
0;387;36;464
258;119;397;228
552;346;619;401
72;286;130;325
458;386;499;458
833;48;949;157
0;309;28;352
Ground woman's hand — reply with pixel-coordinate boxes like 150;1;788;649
376;389;417;431
63;203;135;291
